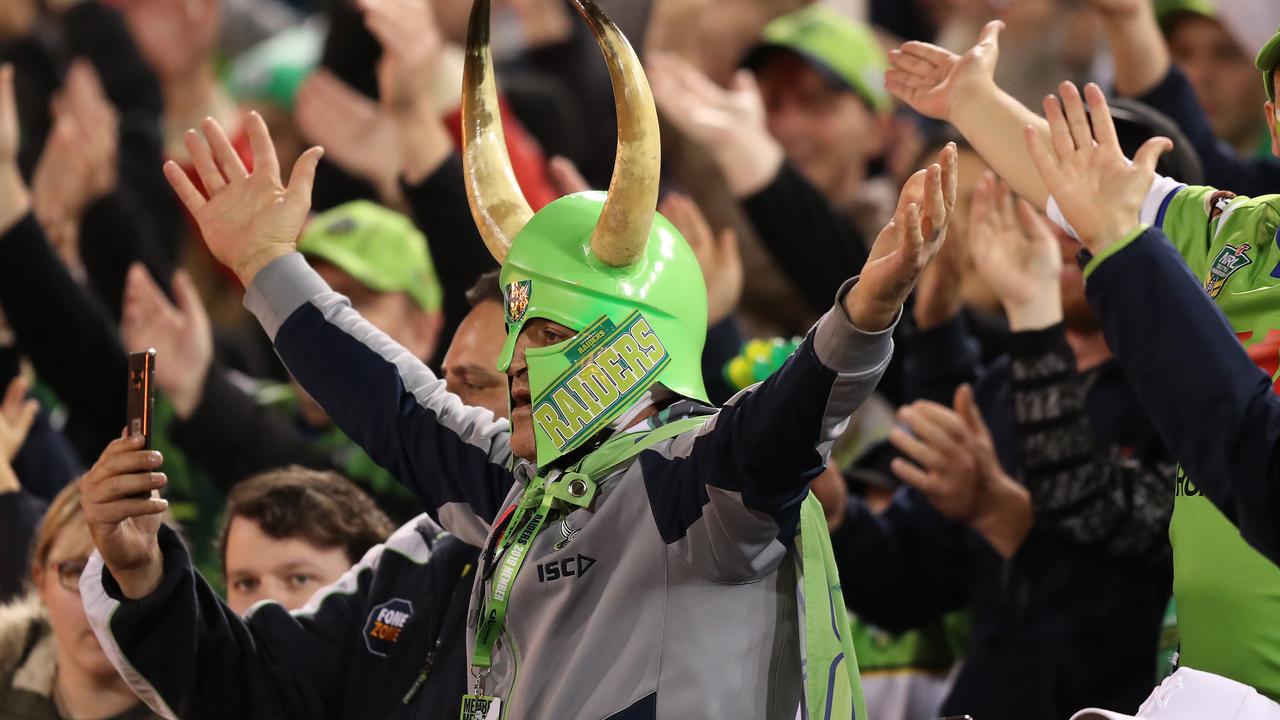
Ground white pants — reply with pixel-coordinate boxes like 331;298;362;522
1072;668;1280;720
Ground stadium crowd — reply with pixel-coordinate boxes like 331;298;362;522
2;0;1280;717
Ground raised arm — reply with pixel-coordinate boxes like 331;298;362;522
887;21;1052;208
165;113;514;545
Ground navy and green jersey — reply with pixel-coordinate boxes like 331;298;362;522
1052;178;1280;699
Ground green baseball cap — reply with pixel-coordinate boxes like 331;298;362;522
1256;25;1280;101
745;5;891;113
299;201;442;312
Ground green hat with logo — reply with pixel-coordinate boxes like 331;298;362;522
299;201;442;313
1256;25;1280;101
744;4;891;113
462;0;707;467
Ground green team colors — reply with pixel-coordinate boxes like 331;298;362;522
1076;176;1280;699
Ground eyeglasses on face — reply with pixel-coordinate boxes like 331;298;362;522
49;557;89;594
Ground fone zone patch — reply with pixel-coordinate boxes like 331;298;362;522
531;311;670;455
364;598;414;657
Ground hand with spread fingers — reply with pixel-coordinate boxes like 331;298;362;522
81;433;170;599
162;112;323;286
658;192;742;328
890;385;1032;558
969;172;1064;331
1024;81;1171;252
886;20;1003;122
846;142;958;333
0;376;39;493
648;52;783;197
120;263;213;419
0;63;31;235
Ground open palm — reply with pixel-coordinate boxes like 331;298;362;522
163;112;323;286
886;20;1003;121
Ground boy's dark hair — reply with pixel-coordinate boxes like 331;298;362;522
218;466;395;573
465;269;503;308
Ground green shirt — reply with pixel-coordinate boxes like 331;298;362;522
1086;178;1280;699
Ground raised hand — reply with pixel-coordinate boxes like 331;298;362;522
0;376;38;463
886;20;1003;121
120;264;213;419
890;385;1032;557
968;172;1064;330
0;63;31;234
163;112;323;286
295;70;400;195
361;0;443;114
659;192;742;327
648;52;782;196
1025;82;1170;252
81;432;169;598
845;143;958;332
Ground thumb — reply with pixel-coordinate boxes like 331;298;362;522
284;146;324;213
14;398;38;441
954;384;985;436
977;19;1004;51
1133;136;1173;176
171;269;207;324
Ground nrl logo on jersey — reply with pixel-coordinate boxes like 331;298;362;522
504;279;532;325
1204;243;1252;299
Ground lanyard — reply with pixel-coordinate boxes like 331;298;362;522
472;482;556;669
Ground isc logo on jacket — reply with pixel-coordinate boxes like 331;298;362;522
364;598;413;656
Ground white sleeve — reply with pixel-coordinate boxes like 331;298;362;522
1045;173;1185;240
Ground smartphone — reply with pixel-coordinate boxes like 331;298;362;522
126;350;157;498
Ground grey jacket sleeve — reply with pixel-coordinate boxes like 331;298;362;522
648;279;896;582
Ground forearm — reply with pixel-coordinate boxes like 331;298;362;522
1086;227;1280;565
1101;5;1169;97
952;83;1050;208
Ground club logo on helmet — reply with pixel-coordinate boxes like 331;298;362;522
504;280;532;325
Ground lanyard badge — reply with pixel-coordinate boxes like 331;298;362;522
460;693;501;720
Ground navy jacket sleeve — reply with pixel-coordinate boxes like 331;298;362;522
1085;227;1280;566
831;487;969;633
1134;66;1280;197
244;253;515;548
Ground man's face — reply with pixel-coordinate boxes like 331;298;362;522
314;262;441;362
756;53;884;202
443;300;509;418
505;318;578;461
1167;15;1266;149
223;516;352;615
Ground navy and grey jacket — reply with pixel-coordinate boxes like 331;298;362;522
85;252;893;719
81;515;477;719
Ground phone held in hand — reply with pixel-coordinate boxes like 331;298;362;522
126;349;156;498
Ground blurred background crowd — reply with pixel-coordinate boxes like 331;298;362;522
0;0;1275;717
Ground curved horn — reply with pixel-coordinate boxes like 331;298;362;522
461;0;533;263
572;0;660;268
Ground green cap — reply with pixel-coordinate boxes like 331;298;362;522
1257;25;1280;101
747;5;891;113
299;201;442;312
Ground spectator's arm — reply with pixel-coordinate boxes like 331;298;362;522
1009;322;1174;570
902;314;982;405
1086;227;1280;566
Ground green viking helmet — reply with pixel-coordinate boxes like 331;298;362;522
461;0;707;467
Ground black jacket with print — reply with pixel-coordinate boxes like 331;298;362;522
81;516;476;720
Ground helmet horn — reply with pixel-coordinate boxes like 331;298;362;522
572;0;660;268
461;0;533;263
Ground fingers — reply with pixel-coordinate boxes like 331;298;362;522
953;384;994;445
547;155;591;195
244;111;281;185
1133;135;1173;176
172;269;208;325
902;201;924;263
1083;82;1120;153
203;117;249;183
941;142;958;212
889;425;942;469
91;446;163;482
1015;198;1058;245
2;374;27;413
163;160;206;213
1024;124;1065;191
884;68;941;91
895;41;956;70
1043;94;1074;161
923;162;946;239
995;178;1016;230
659;192;713;250
283;145;324;214
1058;81;1094;153
83;495;169;525
890;457;938;494
976;19;1004;51
0;62;14;127
184;129;226;194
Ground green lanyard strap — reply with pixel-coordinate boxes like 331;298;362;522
471;416;711;671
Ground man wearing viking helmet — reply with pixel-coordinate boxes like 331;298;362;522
80;1;957;717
